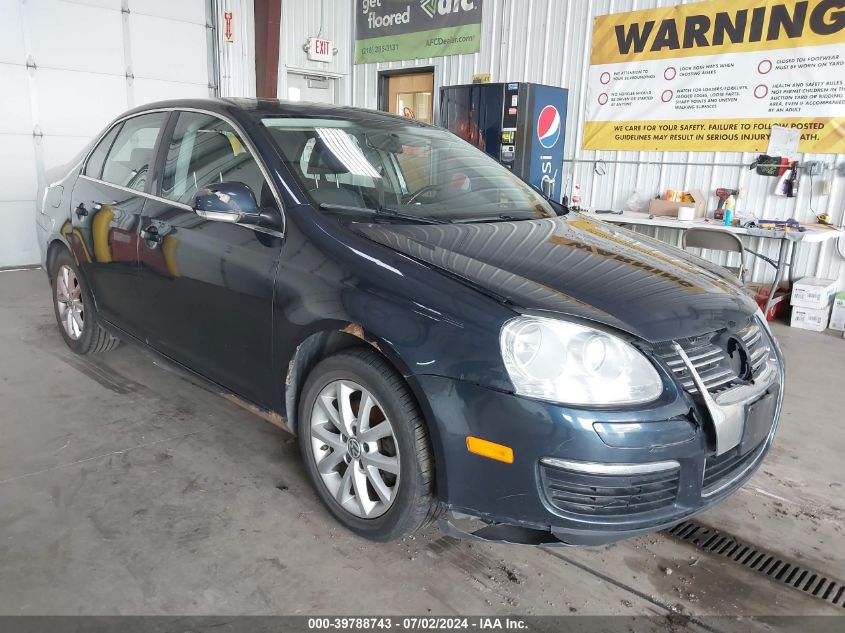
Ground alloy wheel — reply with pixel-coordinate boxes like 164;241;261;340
309;380;400;518
56;265;84;340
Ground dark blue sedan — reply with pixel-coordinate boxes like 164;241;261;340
36;99;784;545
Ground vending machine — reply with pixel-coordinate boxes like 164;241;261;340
439;82;569;200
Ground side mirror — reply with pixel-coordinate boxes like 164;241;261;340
192;182;262;224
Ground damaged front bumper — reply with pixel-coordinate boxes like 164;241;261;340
414;326;785;547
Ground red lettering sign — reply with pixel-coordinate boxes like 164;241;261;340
223;12;234;42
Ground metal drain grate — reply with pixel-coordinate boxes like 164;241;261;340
666;520;845;609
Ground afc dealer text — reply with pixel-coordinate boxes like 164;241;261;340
361;0;477;16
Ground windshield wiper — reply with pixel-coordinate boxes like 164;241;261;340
319;203;450;225
454;213;545;224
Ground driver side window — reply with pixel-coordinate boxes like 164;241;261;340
160;112;272;208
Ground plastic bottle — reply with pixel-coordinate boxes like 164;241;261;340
724;194;735;226
572;182;582;208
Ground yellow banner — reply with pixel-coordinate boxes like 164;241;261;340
584;117;845;152
585;0;845;152
592;0;845;66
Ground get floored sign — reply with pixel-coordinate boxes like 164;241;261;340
584;0;845;153
355;0;482;64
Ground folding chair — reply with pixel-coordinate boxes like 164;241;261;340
682;227;746;281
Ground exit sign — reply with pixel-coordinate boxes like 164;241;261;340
307;37;333;63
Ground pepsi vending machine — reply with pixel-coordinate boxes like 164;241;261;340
439;82;569;200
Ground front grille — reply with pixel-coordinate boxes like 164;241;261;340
540;461;680;517
653;323;770;395
702;440;766;494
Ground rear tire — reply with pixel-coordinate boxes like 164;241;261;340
50;248;120;354
298;348;439;541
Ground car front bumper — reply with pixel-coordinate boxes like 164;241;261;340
413;336;784;546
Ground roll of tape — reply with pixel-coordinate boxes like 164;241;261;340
677;206;695;222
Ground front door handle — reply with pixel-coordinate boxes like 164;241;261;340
140;225;163;244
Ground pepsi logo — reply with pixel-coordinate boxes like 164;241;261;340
537;105;561;149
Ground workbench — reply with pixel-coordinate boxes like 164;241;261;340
581;210;844;316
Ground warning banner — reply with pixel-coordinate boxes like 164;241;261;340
584;0;845;153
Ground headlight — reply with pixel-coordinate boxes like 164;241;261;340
500;316;662;406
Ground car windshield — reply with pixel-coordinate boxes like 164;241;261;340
258;116;557;223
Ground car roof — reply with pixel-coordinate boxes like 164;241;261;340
123;97;431;127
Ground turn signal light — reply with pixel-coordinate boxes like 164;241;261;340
466;436;514;464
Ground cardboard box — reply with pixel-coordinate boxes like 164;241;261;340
648;189;707;219
791;277;836;309
790;305;830;332
829;292;845;331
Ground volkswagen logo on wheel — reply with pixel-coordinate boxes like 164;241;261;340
537;105;561;149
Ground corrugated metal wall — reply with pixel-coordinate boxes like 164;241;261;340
276;0;845;290
278;0;353;100
215;0;257;97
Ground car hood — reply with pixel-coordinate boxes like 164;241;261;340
353;213;758;342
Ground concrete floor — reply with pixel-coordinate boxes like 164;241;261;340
0;268;842;619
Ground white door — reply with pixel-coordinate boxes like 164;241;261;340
286;73;338;104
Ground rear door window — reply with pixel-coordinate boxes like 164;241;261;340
101;112;167;192
84;123;122;180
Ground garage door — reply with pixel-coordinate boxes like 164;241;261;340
0;0;213;268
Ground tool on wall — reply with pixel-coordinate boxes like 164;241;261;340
751;155;790;177
774;162;800;198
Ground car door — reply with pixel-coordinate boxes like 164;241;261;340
136;110;283;407
69;112;168;336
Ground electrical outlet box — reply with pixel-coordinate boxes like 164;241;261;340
804;161;824;176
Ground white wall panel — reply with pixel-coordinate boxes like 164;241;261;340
0;202;39;267
63;0;121;9
0;65;33;134
132;78;211;107
0;135;38;201
1;0;215;267
24;0;125;75
34;69;127;136
0;0;26;64
40;136;91;175
132;0;206;24
131;15;209;86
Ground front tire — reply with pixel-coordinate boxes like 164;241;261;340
298;348;439;541
50;249;120;354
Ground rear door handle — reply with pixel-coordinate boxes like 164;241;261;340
140;225;163;244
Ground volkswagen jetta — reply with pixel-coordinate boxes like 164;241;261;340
36;99;784;545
